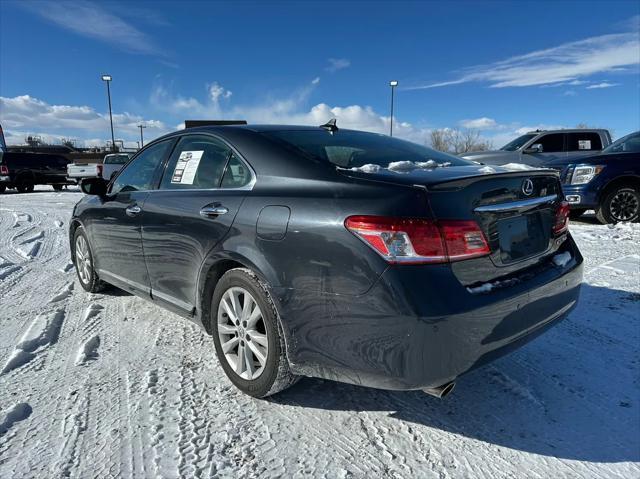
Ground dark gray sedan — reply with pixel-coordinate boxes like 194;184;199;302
70;124;583;398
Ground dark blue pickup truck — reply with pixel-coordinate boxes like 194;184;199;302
546;131;640;224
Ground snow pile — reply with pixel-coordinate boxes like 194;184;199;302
348;160;451;173
501;163;537;171
479;166;497;174
349;163;381;173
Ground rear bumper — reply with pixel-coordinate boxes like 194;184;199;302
278;235;583;390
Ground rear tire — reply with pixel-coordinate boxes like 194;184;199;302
73;227;105;293
16;178;34;193
210;268;298;398
596;185;640;224
52;184;63;191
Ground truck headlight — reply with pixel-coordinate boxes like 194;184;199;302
570;165;604;185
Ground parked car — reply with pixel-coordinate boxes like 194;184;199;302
0;148;73;193
70;124;583;398
547;131;640;223
67;153;130;183
461;129;612;166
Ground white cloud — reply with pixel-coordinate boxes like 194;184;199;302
208;82;233;102
563;90;577;96
311;77;321;85
586;82;620;89
325;58;351;72
410;28;639;89
0;95;167;146
19;0;163;56
459;117;498;129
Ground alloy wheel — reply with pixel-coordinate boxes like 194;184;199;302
610;190;639;222
217;287;269;380
75;235;92;284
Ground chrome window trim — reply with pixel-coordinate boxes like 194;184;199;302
474;194;558;213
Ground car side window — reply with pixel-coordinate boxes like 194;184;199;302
221;153;253;188
160;135;231;190
110;140;172;194
534;134;564;153
567;132;602;151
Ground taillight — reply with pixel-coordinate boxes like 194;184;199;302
0;165;8;175
554;200;570;235
345;216;489;264
97;164;103;177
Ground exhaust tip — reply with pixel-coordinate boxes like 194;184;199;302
423;381;456;399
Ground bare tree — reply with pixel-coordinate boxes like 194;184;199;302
429;128;493;154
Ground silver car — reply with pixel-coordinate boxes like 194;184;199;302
461;129;612;166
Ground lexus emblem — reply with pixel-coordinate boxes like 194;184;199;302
522;179;534;196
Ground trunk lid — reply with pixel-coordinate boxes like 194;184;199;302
340;165;566;285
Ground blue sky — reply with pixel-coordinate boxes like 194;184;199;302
1;0;638;148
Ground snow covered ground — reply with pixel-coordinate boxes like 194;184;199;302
0;186;638;478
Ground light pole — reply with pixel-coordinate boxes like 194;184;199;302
101;74;116;151
389;80;398;137
137;124;146;148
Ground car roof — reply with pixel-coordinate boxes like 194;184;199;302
526;129;609;135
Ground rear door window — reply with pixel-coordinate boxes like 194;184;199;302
220;153;253;188
534;133;565;153
160;135;232;190
567;132;602;151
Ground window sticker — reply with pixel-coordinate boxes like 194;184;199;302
578;140;592;150
171;150;203;184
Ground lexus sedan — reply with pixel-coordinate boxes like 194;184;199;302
70;123;583;398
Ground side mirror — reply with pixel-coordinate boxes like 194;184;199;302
80;177;107;196
524;143;543;154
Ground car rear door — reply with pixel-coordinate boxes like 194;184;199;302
87;139;175;295
522;133;566;166
141;133;254;315
566;132;603;160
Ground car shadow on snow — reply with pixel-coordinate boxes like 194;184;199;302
272;283;639;463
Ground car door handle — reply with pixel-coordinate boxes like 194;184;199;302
125;204;142;217
199;205;228;218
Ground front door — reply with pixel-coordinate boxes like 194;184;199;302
141;134;253;314
521;133;566;166
88;139;175;295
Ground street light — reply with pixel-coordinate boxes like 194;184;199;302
101;74;116;151
137;124;146;148
389;80;398;137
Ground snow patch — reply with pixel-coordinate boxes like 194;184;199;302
0;402;33;435
467;277;520;294
350;164;380;173
54;220;64;227
82;303;104;322
501;163;536;171
479;166;496;174
1;310;66;375
16;241;42;259
552;251;572;268
75;335;101;365
50;282;74;303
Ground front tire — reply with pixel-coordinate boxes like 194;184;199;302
596;185;640;224
211;268;298;398
73;227;105;293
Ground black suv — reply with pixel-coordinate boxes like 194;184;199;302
70;124;583;398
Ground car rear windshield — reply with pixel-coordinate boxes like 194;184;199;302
261;129;468;169
104;154;129;164
500;134;536;151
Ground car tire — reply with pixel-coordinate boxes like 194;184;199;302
596;185;640;224
73;227;105;293
52;184;63;191
211;268;299;398
569;209;586;220
16;178;34;193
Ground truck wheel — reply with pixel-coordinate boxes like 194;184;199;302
210;268;299;398
16;179;34;193
52;184;63;191
596;185;640;224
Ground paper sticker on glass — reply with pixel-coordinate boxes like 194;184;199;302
171;150;204;184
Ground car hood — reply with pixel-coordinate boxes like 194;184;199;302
545;153;607;168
